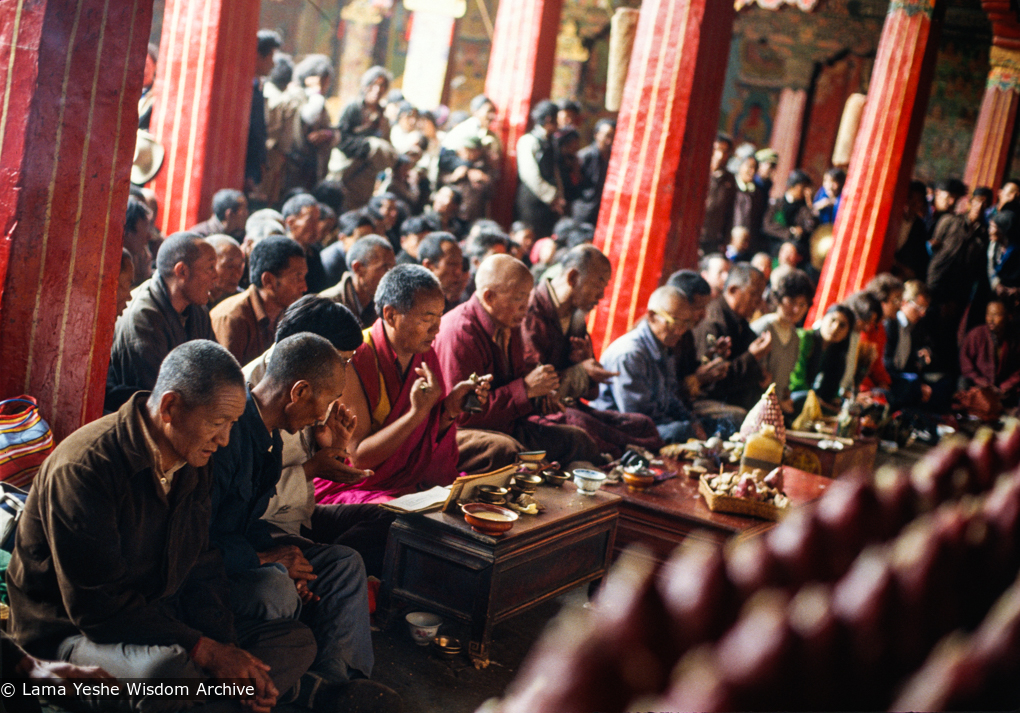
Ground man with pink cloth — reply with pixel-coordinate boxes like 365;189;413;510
315;265;518;506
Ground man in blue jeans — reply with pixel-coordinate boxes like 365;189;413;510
209;333;398;710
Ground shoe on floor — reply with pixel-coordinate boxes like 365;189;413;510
312;679;402;713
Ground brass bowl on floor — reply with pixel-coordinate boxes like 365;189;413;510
432;635;463;660
461;502;519;535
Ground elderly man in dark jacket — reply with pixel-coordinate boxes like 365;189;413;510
106;232;218;411
8;341;315;712
692;263;772;411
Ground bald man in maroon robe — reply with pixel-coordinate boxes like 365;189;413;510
434;255;604;466
521;245;663;457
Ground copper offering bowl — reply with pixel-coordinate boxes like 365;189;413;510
543;470;569;487
476;485;509;505
511;473;543;494
461;502;519;535
621;469;656;492
431;635;463;660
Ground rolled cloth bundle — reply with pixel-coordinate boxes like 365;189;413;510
831;92;866;167
606;8;639;112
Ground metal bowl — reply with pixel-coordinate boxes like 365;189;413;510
543;471;569;487
461;502;519;535
431;635;463;660
621;469;656;492
517;450;547;463
476;485;509;504
511;473;543;494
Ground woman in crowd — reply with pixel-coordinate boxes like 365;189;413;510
751;269;814;416
790;303;856;412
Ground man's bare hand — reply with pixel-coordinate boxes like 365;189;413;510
313;400;357;451
525;364;559;398
16;656;116;685
258;545;315;584
409;361;443;413
444;374;493;417
580;358;618;384
539;393;566;415
748;330;772;359
694;356;728;384
568;336;594;363
191;638;277;713
713;336;733;359
303;448;372;484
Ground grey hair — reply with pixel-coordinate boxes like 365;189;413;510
148;340;244;409
294;54;333;84
374;264;442;313
724;262;763;291
347;234;394;270
263;332;344;390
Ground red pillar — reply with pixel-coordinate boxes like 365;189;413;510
808;0;944;324
588;0;736;354
965;47;1020;192
769;87;809;200
150;0;259;235
0;0;153;440
483;0;564;227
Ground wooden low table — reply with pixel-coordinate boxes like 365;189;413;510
379;482;619;667
608;464;831;561
786;434;878;478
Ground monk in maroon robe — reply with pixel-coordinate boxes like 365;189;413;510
316;265;508;504
434;254;604;465
522;245;663;458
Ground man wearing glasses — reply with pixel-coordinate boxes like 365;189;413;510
592;286;709;443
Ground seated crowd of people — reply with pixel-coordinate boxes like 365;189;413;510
7;37;1020;713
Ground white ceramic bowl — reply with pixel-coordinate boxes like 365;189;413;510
573;468;607;496
406;612;442;645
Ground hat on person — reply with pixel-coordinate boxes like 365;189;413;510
131;129;165;185
755;148;779;165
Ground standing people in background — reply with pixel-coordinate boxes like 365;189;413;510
289;54;338;192
388;102;422;154
260;53;303;205
764;169;816;258
516;101;564;239
701;134;737;253
572;119;615;226
333;66;397;212
442;94;502;183
812;167;846;225
557;99;582;130
245;30;279;196
894;180;932;280
754;148;779;197
927;178;968;239
555;128;583;212
733;154;767;252
437;134;493;225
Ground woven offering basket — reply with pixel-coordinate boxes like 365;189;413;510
698;475;788;521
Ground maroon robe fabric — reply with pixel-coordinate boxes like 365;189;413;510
433;294;533;433
521;280;664;457
959;324;1020;400
314;320;459;504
